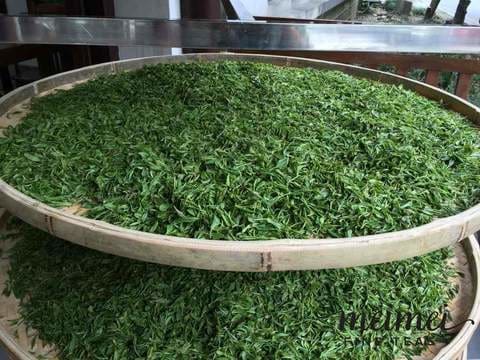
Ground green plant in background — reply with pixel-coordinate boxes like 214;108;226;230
469;75;480;106
1;62;479;240
439;72;458;93
4;221;457;360
384;0;397;11
412;7;426;16
407;69;427;82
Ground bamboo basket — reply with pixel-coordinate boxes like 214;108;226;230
0;215;478;359
1;53;480;272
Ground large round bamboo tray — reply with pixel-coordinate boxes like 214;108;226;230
0;218;478;359
1;53;480;272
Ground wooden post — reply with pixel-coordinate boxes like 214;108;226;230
425;70;440;86
453;0;471;24
455;73;473;99
396;66;409;77
424;0;441;20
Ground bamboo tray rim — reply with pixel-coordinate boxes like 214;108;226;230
1;53;480;271
1;180;480;249
436;235;480;359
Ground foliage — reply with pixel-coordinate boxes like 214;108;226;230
4;222;457;360
385;0;397;11
1;62;479;240
469;74;480;106
412;7;426;16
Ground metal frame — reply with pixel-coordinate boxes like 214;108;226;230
0;15;479;54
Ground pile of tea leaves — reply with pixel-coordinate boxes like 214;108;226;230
1;61;479;240
3;221;458;359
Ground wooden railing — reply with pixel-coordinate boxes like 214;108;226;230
237;50;480;100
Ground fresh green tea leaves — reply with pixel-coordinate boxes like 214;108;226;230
23;153;41;162
0;62;479;240
5;222;457;359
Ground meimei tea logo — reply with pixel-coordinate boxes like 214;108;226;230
338;309;475;334
337;309;475;347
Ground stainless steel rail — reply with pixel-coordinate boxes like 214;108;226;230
0;15;479;53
